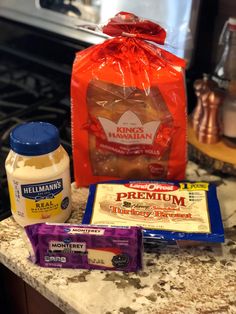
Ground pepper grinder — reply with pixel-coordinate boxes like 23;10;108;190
197;87;224;144
192;78;205;133
192;75;217;134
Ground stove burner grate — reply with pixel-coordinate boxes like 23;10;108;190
0;54;72;219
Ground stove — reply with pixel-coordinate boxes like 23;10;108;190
0;18;90;220
0;1;202;220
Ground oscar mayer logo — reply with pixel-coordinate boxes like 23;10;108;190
98;110;160;145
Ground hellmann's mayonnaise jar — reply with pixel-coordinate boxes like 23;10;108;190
5;122;72;227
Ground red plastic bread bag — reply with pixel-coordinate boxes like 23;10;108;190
71;12;187;186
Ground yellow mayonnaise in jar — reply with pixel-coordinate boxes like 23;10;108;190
5;122;72;227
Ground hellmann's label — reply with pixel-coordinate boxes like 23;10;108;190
90;182;211;233
21;180;63;200
21;179;64;219
7;172;70;221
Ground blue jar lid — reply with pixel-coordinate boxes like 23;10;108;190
10;122;60;156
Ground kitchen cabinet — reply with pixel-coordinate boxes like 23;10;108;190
0;264;64;314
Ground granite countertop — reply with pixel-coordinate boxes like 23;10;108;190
0;161;236;314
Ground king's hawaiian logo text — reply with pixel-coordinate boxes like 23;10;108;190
98;110;160;145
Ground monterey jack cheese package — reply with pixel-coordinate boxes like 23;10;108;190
83;180;224;245
25;223;142;272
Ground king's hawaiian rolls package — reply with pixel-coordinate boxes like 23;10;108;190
82;180;224;246
24;223;142;272
71;12;187;187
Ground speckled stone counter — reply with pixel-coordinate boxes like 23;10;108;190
0;161;236;314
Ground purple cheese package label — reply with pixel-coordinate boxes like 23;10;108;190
24;223;143;272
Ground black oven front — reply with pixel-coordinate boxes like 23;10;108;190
0;17;90;219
